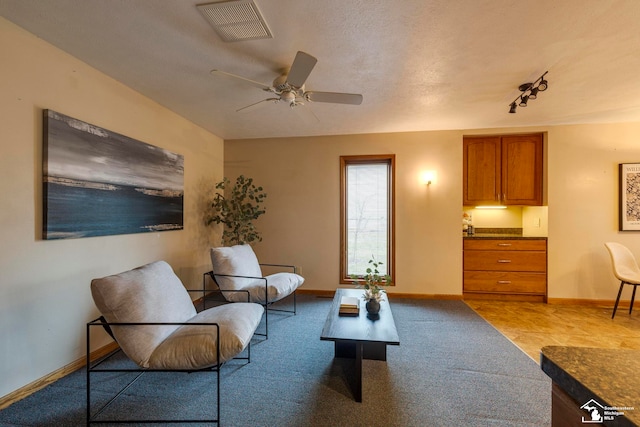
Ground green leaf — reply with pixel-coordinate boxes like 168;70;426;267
206;176;267;246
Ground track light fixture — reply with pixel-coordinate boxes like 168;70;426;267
538;77;548;91
508;71;548;113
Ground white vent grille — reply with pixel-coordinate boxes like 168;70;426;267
197;1;273;42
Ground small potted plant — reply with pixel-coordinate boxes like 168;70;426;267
351;256;391;315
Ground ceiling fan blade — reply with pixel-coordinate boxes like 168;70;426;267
285;51;317;88
236;98;280;112
291;103;319;123
305;91;363;105
210;69;272;91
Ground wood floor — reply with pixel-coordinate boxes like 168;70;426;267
465;300;640;363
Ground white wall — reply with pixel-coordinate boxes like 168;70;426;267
547;123;640;300
464;207;524;229
522;206;549;238
0;17;223;399
226;124;640;302
224;131;464;296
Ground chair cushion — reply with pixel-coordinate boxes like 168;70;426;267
91;261;197;368
210;245;263;291
149;302;264;369
225;272;305;303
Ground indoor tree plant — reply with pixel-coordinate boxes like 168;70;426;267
207;175;267;246
351;256;391;314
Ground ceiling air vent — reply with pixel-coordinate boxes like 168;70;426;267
197;0;273;42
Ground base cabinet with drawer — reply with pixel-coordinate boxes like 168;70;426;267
463;238;547;302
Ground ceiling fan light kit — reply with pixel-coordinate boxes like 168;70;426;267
210;51;363;119
509;71;548;114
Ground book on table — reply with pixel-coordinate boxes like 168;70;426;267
339;295;360;316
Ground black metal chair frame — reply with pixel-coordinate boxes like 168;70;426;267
204;263;298;338
86;288;251;425
612;280;639;319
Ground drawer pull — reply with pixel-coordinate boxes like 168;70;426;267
497;259;512;263
497;243;512;247
497;280;512;284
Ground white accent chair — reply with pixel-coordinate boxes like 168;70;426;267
604;242;640;318
208;244;304;338
87;260;264;425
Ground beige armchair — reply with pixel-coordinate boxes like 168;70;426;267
208;244;304;338
87;260;264;425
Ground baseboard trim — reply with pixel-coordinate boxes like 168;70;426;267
297;288;463;300
300;289;628;307
388;292;463;300
297;289;335;297
547;297;629;308
0;341;119;410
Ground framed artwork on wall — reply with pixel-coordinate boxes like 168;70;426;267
43;109;184;240
619;163;640;231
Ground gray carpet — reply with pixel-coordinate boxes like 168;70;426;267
0;295;551;426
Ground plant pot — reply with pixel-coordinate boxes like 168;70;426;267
365;299;380;315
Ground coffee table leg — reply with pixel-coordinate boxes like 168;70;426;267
355;342;362;402
333;340;365;402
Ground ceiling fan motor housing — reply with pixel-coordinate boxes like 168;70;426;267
272;74;304;105
272;74;290;91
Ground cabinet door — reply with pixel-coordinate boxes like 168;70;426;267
463;137;501;205
501;134;543;205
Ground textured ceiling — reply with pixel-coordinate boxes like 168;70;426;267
2;0;640;140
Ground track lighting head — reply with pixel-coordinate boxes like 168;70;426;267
538;78;548;91
507;71;548;113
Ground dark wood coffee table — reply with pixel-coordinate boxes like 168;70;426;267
320;288;400;402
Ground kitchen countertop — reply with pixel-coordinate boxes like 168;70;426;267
540;346;639;426
463;233;547;239
463;228;547;239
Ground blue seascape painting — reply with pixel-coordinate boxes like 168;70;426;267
43;110;184;240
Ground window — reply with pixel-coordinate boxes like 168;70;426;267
340;154;395;284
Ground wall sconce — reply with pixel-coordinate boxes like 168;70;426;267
508;71;548;114
421;171;436;185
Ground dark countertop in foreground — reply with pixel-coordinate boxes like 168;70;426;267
541;346;640;426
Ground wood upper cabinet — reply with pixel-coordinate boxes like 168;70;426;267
463;134;543;206
463;136;501;205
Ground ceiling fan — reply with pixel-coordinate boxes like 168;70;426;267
210;51;363;118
